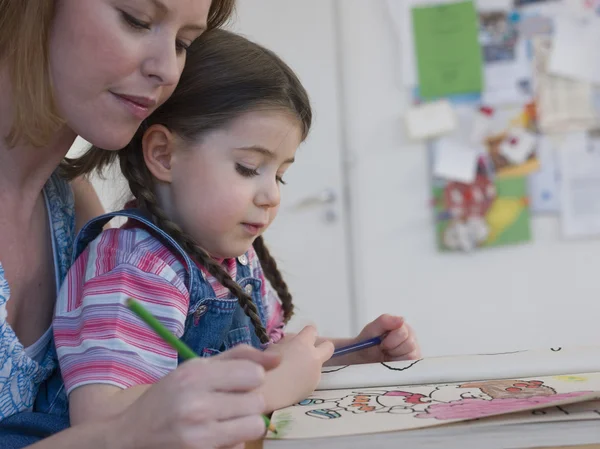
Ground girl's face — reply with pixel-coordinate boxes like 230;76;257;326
49;0;211;150
166;110;302;259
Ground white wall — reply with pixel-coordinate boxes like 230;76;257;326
68;137;130;213
338;0;600;357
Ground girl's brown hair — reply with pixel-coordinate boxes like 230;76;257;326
62;29;312;343
0;0;235;148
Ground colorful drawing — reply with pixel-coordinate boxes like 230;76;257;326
554;375;589;383
485;128;540;178
296;378;593;422
433;173;531;252
269;353;600;440
466;103;540;177
297;387;439;419
479;11;519;64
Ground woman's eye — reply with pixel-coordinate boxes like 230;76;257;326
121;11;151;30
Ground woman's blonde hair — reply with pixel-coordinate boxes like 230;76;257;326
0;0;236;149
0;0;60;148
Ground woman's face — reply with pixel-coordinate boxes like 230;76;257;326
49;0;212;150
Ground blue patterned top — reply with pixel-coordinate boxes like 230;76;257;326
0;171;75;420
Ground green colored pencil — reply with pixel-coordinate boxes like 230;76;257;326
126;297;277;435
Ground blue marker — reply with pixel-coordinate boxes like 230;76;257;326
332;335;384;358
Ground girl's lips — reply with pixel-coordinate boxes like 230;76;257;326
242;223;266;235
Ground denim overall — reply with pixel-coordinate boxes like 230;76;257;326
4;209;268;447
71;208;269;358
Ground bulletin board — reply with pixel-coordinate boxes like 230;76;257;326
337;0;600;356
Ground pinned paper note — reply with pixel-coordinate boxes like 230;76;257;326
533;35;599;133
499;128;537;165
479;9;532;106
405;100;457;140
433;139;480;184
558;131;600;238
412;1;483;99
527;135;560;214
548;17;600;86
470;106;495;145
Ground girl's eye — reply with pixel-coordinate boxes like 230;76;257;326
121;11;151;30
276;176;287;185
236;164;259;178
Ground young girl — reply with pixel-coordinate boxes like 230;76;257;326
54;29;420;424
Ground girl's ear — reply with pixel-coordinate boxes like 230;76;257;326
142;124;176;183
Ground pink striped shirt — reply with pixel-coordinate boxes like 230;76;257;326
53;226;285;394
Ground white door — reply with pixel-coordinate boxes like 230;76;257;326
230;0;354;337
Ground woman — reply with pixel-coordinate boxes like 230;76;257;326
0;1;280;448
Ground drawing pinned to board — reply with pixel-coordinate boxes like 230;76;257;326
430;141;531;253
479;9;532;106
479;11;519;63
481;104;541;178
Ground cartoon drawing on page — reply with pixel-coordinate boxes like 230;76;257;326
296;387;436;419
296;379;594;422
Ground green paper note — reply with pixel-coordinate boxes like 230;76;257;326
412;1;483;99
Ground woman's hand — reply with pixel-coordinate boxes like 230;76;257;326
111;345;281;449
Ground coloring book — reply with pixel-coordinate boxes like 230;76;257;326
264;346;600;449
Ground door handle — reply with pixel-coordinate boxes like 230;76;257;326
290;188;338;223
293;188;337;210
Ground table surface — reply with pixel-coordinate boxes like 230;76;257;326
245;442;600;449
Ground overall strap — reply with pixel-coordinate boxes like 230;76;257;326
72;208;198;291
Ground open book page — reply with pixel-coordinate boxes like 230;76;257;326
318;346;600;390
473;398;600;427
267;372;600;440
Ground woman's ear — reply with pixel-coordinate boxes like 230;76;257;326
142;124;176;183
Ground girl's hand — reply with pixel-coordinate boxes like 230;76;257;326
260;325;334;412
344;315;421;365
111;345;281;449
